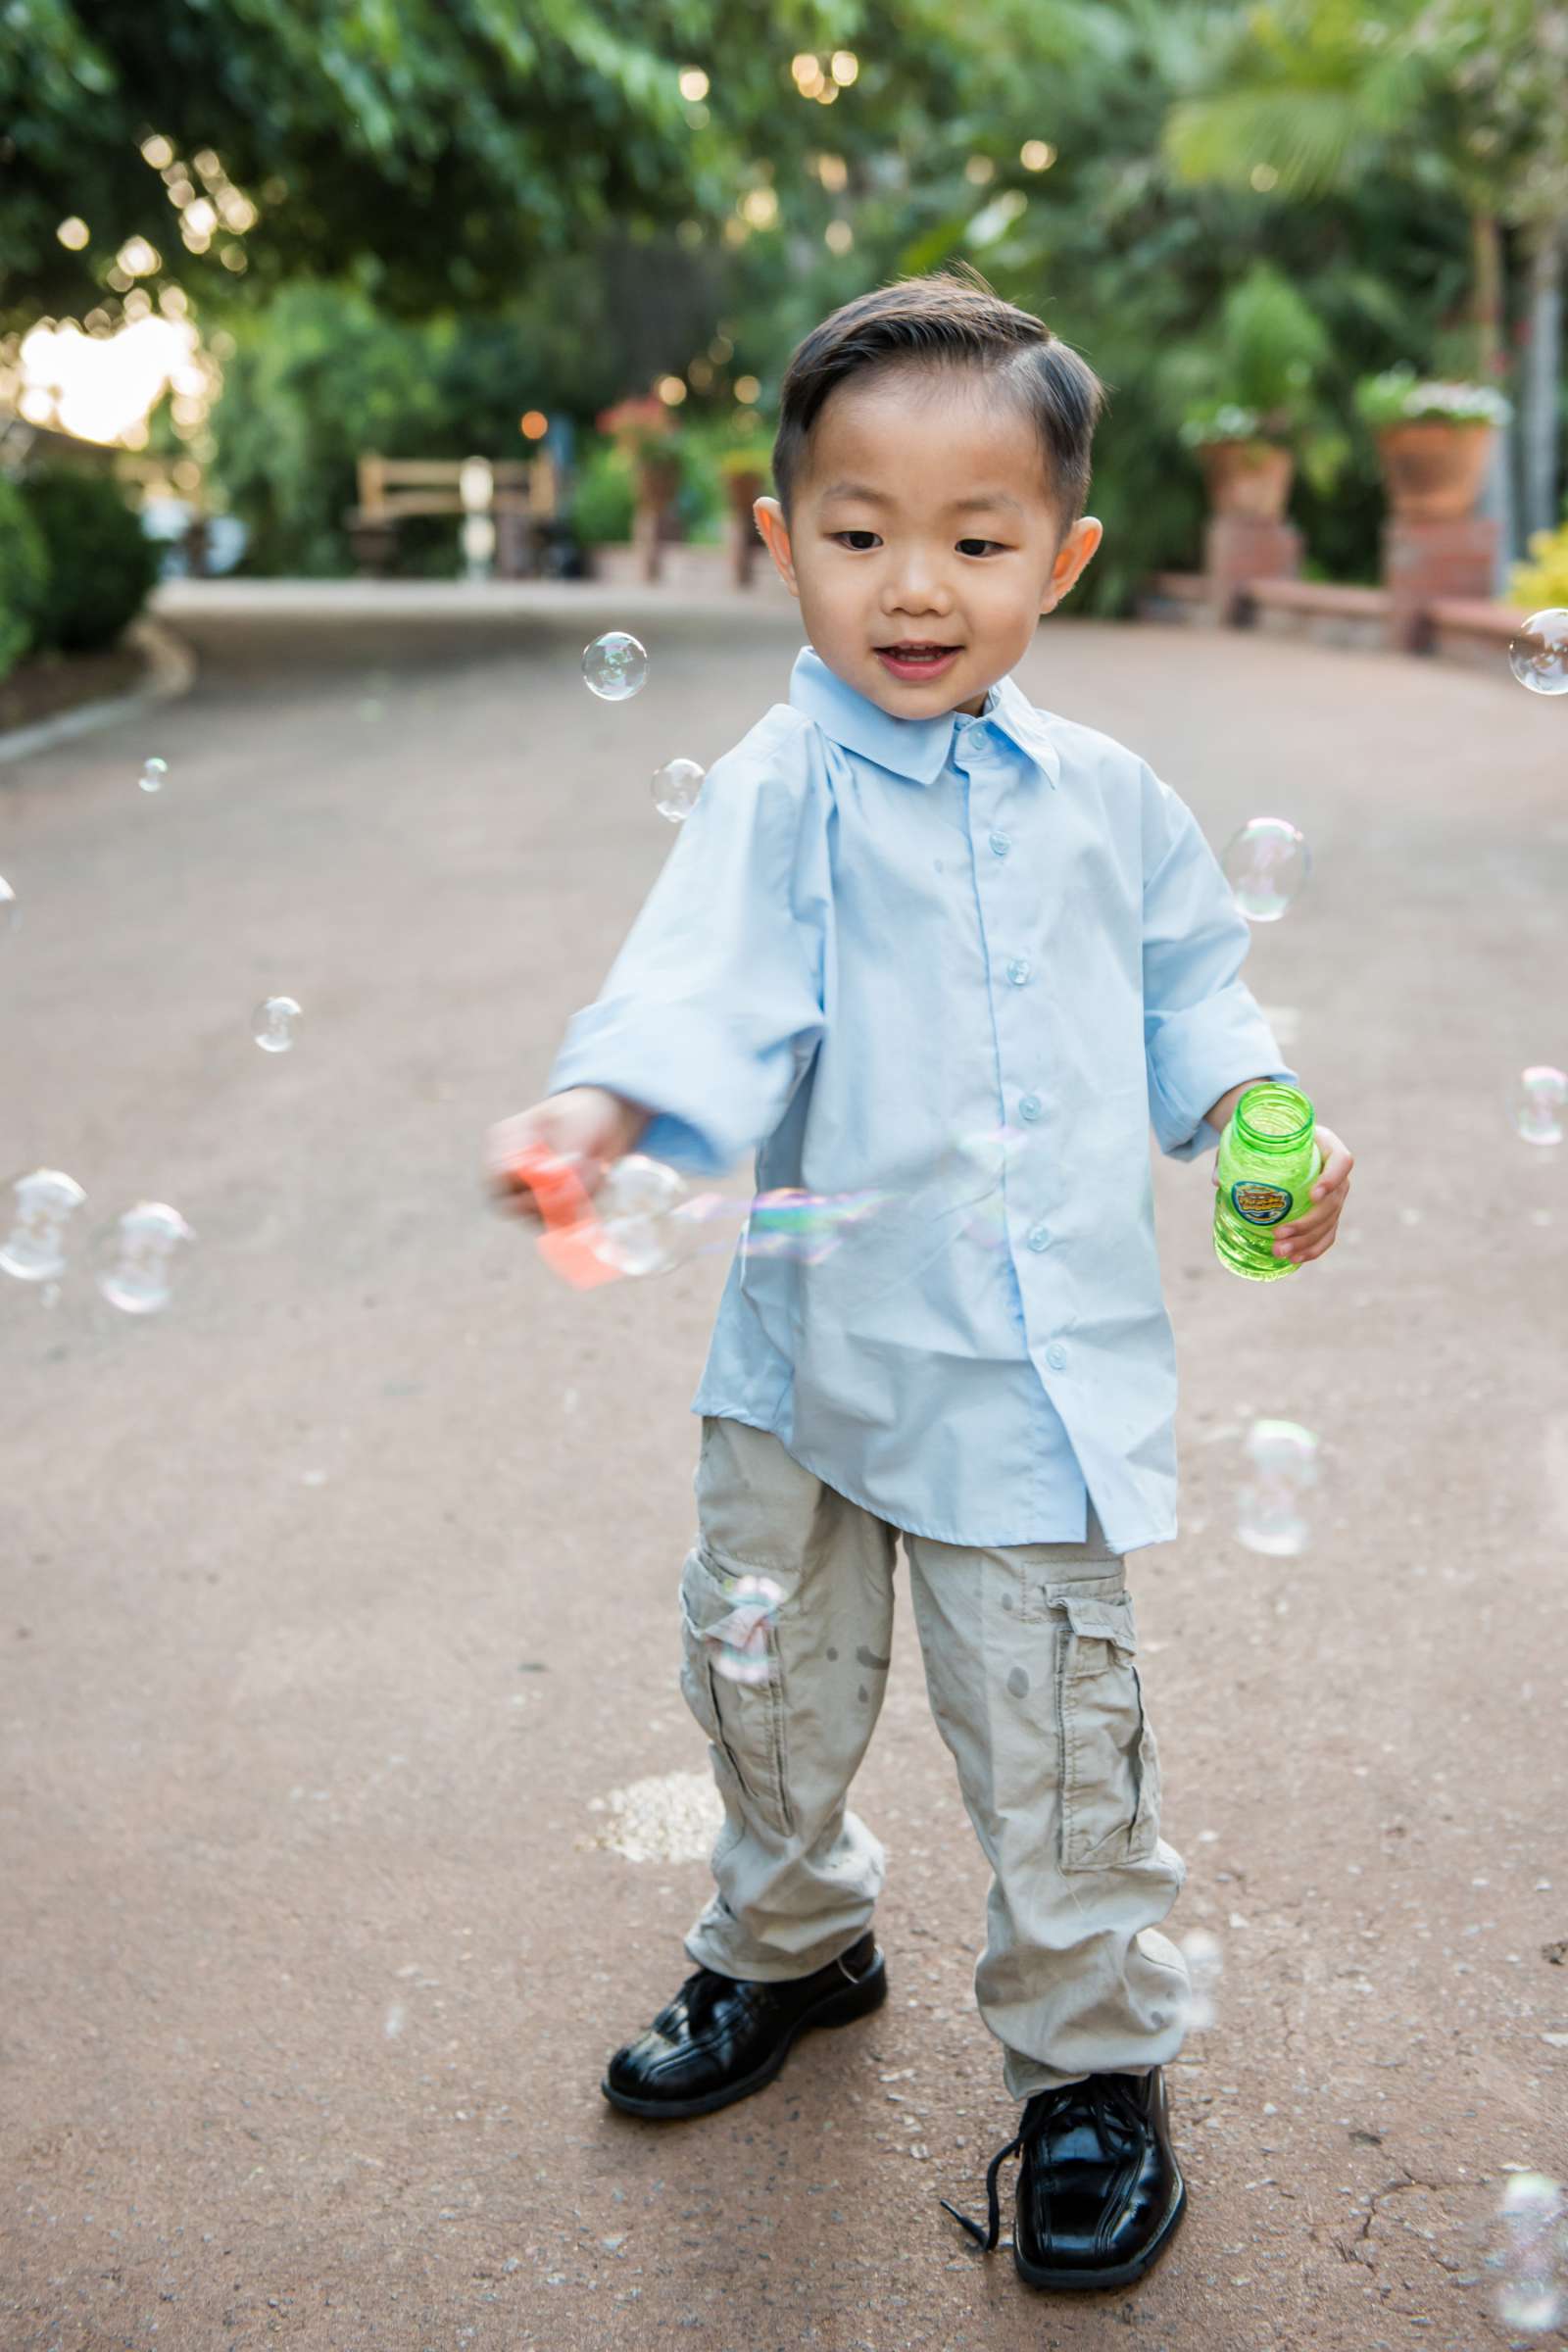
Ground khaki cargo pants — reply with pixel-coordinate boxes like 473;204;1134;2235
679;1415;1192;2098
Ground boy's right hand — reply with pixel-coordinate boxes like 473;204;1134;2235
485;1087;650;1223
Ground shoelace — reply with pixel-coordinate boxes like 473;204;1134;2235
939;2076;1149;2252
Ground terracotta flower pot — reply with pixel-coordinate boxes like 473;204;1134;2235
1198;440;1295;522
1375;421;1494;521
636;454;681;510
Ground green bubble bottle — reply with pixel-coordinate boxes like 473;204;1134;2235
1213;1083;1323;1282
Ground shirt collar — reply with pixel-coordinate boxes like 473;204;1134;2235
787;643;1061;790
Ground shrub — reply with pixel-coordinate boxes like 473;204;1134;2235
570;440;636;543
0;476;51;680
20;467;162;653
1509;520;1568;612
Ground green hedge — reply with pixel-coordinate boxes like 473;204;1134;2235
20;468;161;655
0;477;51;682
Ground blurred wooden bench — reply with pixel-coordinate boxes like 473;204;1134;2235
347;454;560;577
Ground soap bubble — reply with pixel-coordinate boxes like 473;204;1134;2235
706;1572;786;1687
1508;610;1568;697
1236;1418;1319;1557
93;1201;195;1315
138;758;169;793
582;631;648;701
1494;2173;1565;2332
1222;817;1311;922
651;757;705;823
0;1168;87;1284
591;1154;700;1277
741;1187;890;1265
252;996;303;1054
1515;1065;1566;1148
0;874;15;936
1177;1928;1224;2033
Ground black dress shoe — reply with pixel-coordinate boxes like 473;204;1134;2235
601;1932;886;2121
941;2069;1185;2290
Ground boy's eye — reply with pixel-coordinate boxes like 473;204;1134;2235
830;532;1007;556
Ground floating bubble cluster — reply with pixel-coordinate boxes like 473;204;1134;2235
0;1168;87;1284
651;757;705;824
1515;1065;1567;1148
252;995;304;1054
582;631;649;702
138;758;169;794
92;1201;195;1315
1236;1418;1319;1557
1177;1927;1224;2032
1508;610;1568;698
1222;817;1312;923
1494;2172;1566;2333
741;1186;890;1265
706;1571;786;1687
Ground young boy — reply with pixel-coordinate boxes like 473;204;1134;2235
491;267;1353;2293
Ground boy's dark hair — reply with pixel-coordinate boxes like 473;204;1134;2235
771;263;1105;534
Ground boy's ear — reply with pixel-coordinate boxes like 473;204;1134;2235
753;496;800;598
1041;514;1102;614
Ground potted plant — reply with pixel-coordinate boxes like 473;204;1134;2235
1355;368;1511;521
717;433;774;586
1174;266;1333;524
1179;401;1295;520
597;395;685;578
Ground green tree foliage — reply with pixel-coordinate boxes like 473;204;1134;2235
5;0;1522;602
1;0;850;325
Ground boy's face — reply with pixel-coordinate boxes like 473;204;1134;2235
754;366;1102;720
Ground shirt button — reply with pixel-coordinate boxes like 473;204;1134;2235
1006;957;1031;986
1018;1093;1042;1123
989;830;1009;857
1026;1223;1050;1253
1046;1340;1069;1369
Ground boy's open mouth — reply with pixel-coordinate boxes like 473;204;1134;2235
874;642;961;676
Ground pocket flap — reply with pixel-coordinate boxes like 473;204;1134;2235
1050;1592;1138;1652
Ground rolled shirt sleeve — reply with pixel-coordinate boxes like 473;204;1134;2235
546;725;830;1178
1140;763;1297;1160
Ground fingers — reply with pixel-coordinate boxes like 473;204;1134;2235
1273;1124;1353;1264
1309;1125;1354;1199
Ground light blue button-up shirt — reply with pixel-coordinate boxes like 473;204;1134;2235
548;644;1294;1552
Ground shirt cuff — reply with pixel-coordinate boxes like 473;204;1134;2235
1147;987;1298;1161
547;1000;795;1180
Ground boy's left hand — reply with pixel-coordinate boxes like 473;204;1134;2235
1212;1122;1355;1265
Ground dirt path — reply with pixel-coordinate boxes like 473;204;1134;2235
2;585;1565;2352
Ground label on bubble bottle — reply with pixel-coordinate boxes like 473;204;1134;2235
1228;1178;1295;1227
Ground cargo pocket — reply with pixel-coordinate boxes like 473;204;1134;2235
678;1544;796;1842
1049;1591;1161;1872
